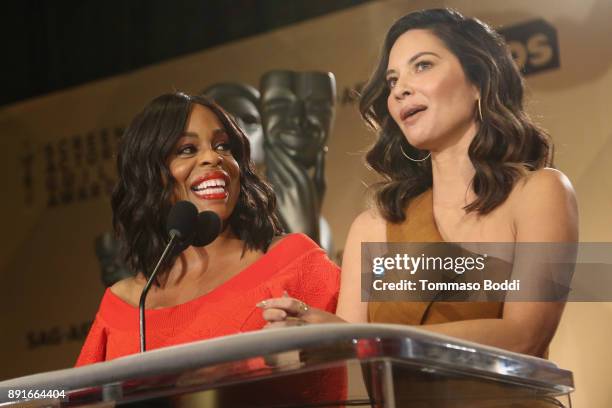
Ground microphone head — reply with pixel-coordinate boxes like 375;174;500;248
192;211;222;247
166;201;198;241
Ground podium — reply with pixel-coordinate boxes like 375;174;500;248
0;323;573;407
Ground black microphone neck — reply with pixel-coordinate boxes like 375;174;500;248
139;231;181;353
138;204;220;353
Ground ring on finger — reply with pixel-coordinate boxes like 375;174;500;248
297;301;309;316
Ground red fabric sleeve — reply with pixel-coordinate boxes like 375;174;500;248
75;315;107;366
290;243;340;313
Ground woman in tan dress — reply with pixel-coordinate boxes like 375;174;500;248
259;8;578;359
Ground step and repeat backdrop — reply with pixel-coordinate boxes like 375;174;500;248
1;0;610;406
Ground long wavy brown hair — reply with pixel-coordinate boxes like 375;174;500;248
359;8;553;223
112;93;283;279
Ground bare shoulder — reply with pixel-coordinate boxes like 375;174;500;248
110;277;140;305
348;208;387;242
517;168;574;194
511;168;577;210
510;168;578;241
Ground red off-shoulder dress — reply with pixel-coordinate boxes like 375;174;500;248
76;233;346;404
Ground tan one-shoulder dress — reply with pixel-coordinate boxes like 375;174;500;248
368;189;504;325
364;190;560;407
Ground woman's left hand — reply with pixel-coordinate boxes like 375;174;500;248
256;292;344;328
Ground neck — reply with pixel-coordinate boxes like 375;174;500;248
430;121;479;208
156;224;240;288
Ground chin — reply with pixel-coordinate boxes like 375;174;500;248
404;136;431;151
196;201;229;215
403;128;440;151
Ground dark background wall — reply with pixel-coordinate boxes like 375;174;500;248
2;0;372;107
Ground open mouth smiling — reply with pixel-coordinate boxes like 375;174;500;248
190;170;230;200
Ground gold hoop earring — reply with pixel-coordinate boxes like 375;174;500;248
477;98;483;122
400;145;431;162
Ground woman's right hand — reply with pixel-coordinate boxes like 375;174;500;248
256;292;345;328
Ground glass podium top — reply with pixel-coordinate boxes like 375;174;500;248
0;323;573;407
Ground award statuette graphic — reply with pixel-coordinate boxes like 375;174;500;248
202;83;265;165
261;70;336;252
95;231;132;287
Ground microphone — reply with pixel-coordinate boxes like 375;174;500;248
167;201;199;242
139;201;198;352
193;211;222;247
169;210;222;255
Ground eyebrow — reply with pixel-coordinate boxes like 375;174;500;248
180;128;227;138
386;51;441;76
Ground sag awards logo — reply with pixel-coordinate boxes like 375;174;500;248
494;19;560;76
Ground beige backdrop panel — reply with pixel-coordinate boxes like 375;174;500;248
0;0;610;406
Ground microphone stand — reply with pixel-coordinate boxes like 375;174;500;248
139;232;180;353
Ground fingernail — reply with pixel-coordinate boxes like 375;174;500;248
283;290;289;297
256;300;267;308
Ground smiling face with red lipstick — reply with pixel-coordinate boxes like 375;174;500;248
112;93;282;280
168;104;241;222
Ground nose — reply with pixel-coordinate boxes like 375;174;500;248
288;100;305;126
391;75;412;100
197;146;223;167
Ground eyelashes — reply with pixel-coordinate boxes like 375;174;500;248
214;142;232;152
386;60;434;89
415;60;433;72
175;141;232;156
386;77;398;89
176;144;196;155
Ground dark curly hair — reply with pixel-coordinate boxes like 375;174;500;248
111;92;283;279
359;8;553;222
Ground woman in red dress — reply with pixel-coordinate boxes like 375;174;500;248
76;93;340;365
